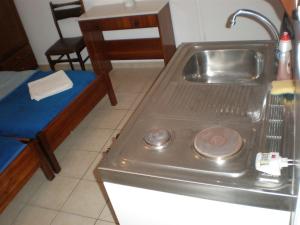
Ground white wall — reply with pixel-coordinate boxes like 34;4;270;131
14;0;284;65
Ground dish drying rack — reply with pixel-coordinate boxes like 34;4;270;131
255;95;296;176
265;95;285;153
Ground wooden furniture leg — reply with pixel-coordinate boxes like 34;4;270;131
79;26;117;106
77;51;86;70
46;55;55;70
66;54;74;70
32;141;55;180
37;132;61;173
158;3;177;64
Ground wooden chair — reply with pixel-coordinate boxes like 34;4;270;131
45;0;88;71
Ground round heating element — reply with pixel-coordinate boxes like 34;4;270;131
144;128;171;150
194;127;243;159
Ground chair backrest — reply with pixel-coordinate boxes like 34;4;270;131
49;0;84;39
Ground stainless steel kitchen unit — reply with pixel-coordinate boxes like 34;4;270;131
98;41;298;225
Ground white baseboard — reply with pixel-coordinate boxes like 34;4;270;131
39;60;164;71
111;60;164;69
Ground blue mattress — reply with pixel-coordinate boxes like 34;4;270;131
0;136;26;173
0;70;96;138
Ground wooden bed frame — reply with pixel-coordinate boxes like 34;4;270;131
37;74;116;173
0;0;117;214
0;0;117;173
0;140;54;213
3;54;116;175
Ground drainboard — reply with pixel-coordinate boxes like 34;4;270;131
155;83;265;122
265;95;284;153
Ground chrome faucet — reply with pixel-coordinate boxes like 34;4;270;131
227;9;279;43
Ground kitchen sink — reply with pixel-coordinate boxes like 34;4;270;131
100;41;297;212
180;41;276;84
183;49;264;83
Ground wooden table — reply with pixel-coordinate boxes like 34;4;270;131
79;0;176;74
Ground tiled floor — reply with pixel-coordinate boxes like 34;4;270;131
0;66;162;225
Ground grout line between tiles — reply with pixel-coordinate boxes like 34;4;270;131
47;208;60;225
56;150;100;179
9;202;27;225
58;172;105;218
11;204;60;225
26;176;80;211
49;210;101;225
97;199;110;221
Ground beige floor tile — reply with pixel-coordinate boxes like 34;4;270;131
14;169;46;204
111;81;119;92
143;80;157;92
0;200;25;225
145;67;162;81
59;128;114;152
55;144;72;161
73;110;97;130
82;153;103;181
109;70;122;90
101;130;121;153
94;95;111;111
96;93;138;110
110;76;119;91
50;212;96;225
131;93;146;110
114;93;138;110
58;150;98;178
29;176;79;210
14;205;57;225
114;79;146;94
111;68;156;94
62;180;106;218
98;203;117;223
110;66;161;95
95;220;117;225
81;109;127;129
117;110;134;130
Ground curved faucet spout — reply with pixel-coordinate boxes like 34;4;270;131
227;9;279;43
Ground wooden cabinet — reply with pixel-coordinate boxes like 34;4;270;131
0;0;37;70
79;1;176;74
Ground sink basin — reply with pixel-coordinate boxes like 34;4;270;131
183;47;267;84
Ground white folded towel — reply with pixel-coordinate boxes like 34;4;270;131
28;70;73;101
